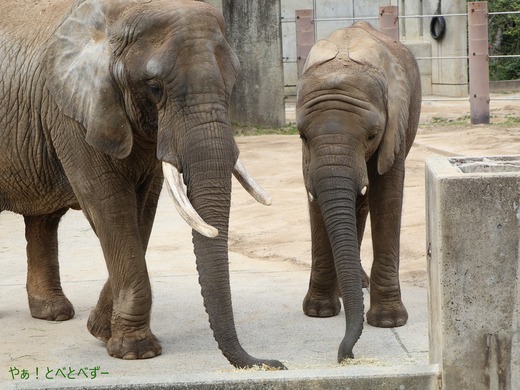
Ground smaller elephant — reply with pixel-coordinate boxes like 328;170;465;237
296;22;421;362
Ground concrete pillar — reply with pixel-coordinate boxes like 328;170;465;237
400;0;422;40
426;156;520;390
222;0;285;127
202;0;222;12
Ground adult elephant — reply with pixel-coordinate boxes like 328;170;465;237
296;22;421;362
0;0;285;369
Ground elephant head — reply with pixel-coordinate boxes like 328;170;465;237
296;22;417;361
42;0;282;369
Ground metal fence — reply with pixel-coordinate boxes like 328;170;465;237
284;1;520;124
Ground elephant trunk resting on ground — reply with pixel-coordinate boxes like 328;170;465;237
0;0;284;369
296;21;421;362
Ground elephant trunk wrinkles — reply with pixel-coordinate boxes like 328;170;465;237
314;169;364;361
181;122;260;368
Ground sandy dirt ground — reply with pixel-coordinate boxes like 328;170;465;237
233;94;520;288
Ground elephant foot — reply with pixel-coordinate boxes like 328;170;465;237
87;307;112;343
366;301;408;328
28;294;75;321
303;290;341;317
107;330;162;360
236;357;287;370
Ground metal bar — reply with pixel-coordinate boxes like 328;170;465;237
399;13;468;18
283;11;520;23
490;55;520;59
416;56;469;60
489;11;520;15
284;12;520;23
422;98;469;102
379;6;399;41
468;2;490;125
312;16;379;22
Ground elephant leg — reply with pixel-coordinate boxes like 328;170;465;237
356;192;370;288
24;208;75;321
366;158;408;328
87;280;113;342
87;207;160;359
87;174;162;344
303;199;341;317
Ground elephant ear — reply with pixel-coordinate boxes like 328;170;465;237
301;39;339;75
43;0;133;158
347;38;409;175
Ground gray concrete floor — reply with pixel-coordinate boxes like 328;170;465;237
1;190;432;389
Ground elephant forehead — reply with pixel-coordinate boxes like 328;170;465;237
297;64;385;108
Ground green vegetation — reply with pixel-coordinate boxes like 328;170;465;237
423;114;520;127
424;116;471;126
501;115;520;125
486;0;520;80
232;122;299;136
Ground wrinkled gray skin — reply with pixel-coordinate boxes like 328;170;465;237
0;0;284;369
296;22;421;362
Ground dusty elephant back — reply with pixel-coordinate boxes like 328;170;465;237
0;1;77;215
0;1;71;43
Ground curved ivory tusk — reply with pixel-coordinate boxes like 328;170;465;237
162;162;219;238
233;159;272;206
360;186;367;196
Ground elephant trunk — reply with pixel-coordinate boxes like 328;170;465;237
314;166;364;362
165;119;283;369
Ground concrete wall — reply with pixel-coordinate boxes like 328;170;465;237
426;156;520;389
203;0;222;12
204;0;285;127
422;0;468;96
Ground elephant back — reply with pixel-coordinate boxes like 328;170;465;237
0;1;71;47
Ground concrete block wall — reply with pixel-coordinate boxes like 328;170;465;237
426;156;520;389
204;0;285;127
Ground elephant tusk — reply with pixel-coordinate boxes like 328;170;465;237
162;162;219;238
233;159;272;206
307;191;315;202
360;186;367;196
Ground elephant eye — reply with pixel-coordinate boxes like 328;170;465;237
147;82;164;103
367;133;377;142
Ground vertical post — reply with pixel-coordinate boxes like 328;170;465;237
468;2;490;124
222;0;285;127
296;9;314;77
379;6;399;41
